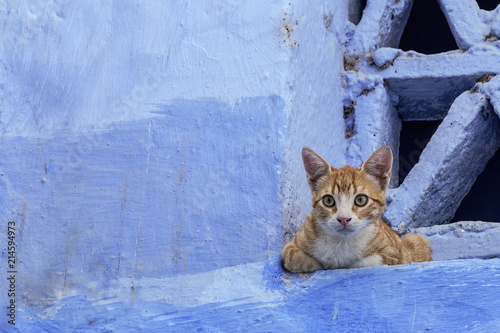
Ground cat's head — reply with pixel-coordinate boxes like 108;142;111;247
302;146;392;237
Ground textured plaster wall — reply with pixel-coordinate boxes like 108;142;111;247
0;0;348;331
2;0;500;331
0;1;289;270
0;1;284;330
280;2;347;242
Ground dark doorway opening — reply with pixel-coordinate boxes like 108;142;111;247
452;150;500;222
399;0;458;54
475;0;499;11
398;120;442;185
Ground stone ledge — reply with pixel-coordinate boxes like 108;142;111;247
412;221;500;261
13;258;500;332
358;43;500;120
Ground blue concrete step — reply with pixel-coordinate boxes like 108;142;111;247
13;258;500;332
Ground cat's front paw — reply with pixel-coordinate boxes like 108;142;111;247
351;254;384;268
282;242;323;273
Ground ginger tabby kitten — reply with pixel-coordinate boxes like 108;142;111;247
282;145;432;272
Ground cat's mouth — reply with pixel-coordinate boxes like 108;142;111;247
334;226;356;236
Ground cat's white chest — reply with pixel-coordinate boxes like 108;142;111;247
312;224;375;269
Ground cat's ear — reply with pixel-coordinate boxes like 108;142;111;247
302;147;331;189
361;145;393;190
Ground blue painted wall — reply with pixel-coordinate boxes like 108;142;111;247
3;0;500;331
2;0;346;295
1;1;302;330
2;96;284;289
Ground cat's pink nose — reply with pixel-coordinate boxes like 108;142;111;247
337;217;351;227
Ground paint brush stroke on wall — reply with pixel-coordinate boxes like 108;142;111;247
1;97;284;307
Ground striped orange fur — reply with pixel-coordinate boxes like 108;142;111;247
282;145;432;273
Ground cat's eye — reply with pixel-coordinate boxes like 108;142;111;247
354;195;368;207
322;195;335;207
